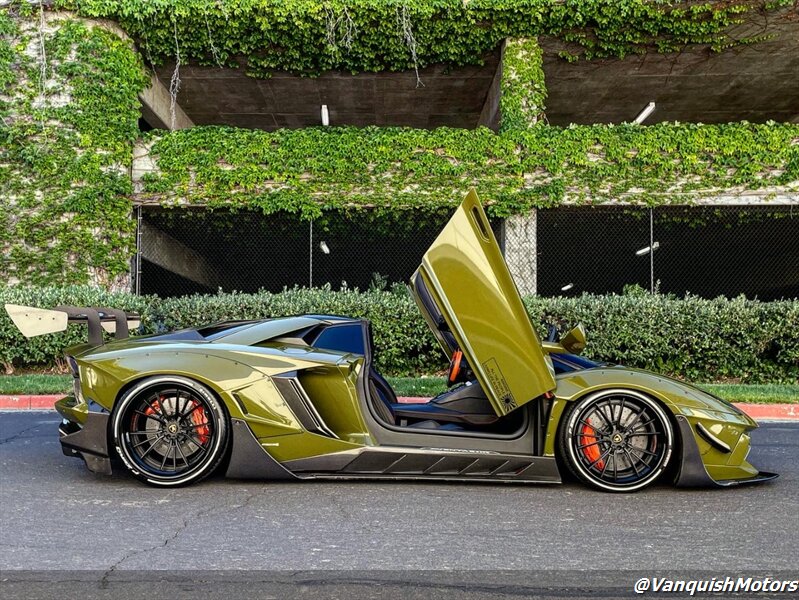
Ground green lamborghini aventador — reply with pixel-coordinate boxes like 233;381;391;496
5;190;777;492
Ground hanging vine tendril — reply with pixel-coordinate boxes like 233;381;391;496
395;3;423;88
324;4;357;55
204;9;223;68
169;15;181;130
36;0;47;108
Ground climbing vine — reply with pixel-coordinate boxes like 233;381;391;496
2;4;798;288
500;37;547;131
137;122;799;219
59;0;794;76
0;8;149;288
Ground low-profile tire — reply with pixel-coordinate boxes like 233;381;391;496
559;389;674;492
111;376;229;487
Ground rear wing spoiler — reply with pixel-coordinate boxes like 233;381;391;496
4;304;141;347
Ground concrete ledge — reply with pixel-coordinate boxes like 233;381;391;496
2;395;797;421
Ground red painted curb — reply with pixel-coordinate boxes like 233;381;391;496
0;395;64;410
397;397;799;421
1;395;797;421
735;403;798;421
397;396;430;404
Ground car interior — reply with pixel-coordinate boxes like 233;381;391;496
281;318;522;434
367;352;528;435
364;347;600;435
280;315;599;436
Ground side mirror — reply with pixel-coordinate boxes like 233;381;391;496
560;324;586;355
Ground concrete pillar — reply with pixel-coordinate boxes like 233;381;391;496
504;210;537;296
139;220;220;289
139;73;194;130
131;139;156;194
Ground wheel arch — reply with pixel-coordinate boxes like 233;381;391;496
95;350;269;421
109;374;234;486
113;372;235;417
545;373;686;459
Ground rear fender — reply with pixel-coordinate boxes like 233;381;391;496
78;351;275;422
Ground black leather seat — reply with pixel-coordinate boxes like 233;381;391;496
368;369;498;431
392;380;498;427
369;369;397;424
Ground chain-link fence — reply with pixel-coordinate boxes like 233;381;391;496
533;205;799;301
136;204;798;301
137;207;503;296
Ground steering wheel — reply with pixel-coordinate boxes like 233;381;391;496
448;349;464;386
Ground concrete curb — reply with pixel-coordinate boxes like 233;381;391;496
1;395;797;421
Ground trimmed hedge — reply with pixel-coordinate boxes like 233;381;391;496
527;289;799;384
1;286;797;383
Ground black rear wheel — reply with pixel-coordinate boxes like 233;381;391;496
559;389;673;492
112;376;229;487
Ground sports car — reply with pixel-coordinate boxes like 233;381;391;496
5;190;777;491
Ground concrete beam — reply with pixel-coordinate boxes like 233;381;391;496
477;42;503;131
140;220;220;289
139;73;194;130
504;211;537;296
540;6;799;125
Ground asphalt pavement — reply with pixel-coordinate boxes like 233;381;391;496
0;412;796;597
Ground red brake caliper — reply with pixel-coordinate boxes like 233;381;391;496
144;399;160;419
189;401;210;445
144;397;210;445
580;424;604;470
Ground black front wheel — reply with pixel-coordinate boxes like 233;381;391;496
559;389;674;492
112;376;229;487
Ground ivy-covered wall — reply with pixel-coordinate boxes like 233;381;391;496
135;122;799;219
0;7;148;289
63;0;792;75
2;2;798;289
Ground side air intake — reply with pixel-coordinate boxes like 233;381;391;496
272;374;338;439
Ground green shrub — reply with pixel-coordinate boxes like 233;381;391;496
526;292;799;384
1;285;797;383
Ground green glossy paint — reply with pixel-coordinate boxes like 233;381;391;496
49;191;770;488
411;189;556;416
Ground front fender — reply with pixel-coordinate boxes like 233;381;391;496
545;367;777;487
552;367;755;424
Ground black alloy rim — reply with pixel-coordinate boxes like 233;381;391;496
123;387;215;476
572;395;668;486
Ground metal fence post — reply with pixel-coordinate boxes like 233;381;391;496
134;205;142;295
649;208;654;294
309;219;313;288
